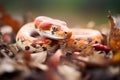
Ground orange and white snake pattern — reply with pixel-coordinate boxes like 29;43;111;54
16;16;103;53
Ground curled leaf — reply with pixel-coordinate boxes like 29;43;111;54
109;15;120;52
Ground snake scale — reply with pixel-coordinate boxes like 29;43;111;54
16;16;103;53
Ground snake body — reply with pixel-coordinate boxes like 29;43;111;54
16;16;103;53
65;28;103;52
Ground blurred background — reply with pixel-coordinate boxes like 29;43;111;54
0;0;120;27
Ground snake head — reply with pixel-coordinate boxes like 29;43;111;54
34;16;72;40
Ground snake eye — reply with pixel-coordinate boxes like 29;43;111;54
52;26;57;31
52;26;58;34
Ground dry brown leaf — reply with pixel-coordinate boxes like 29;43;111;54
110;52;120;64
109;15;120;52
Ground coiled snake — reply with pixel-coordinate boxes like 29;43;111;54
16;16;103;53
